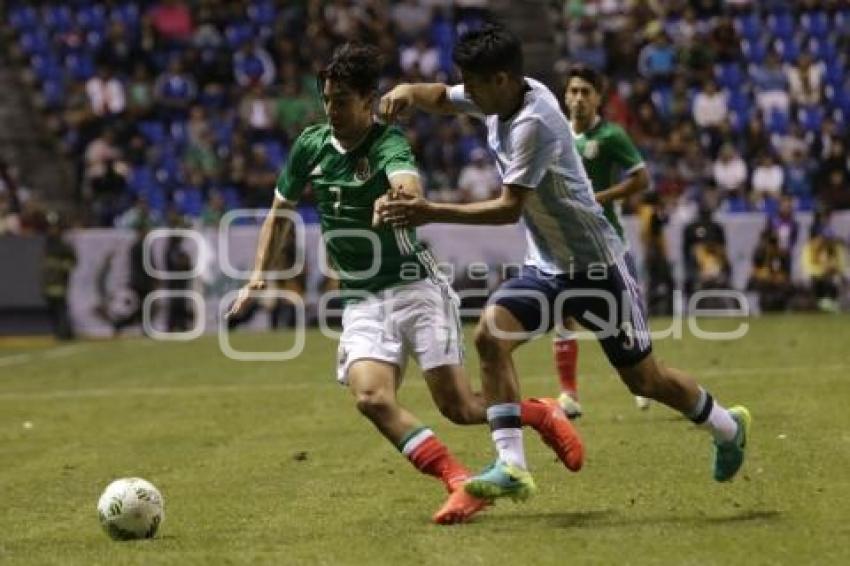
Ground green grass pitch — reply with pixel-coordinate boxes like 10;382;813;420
2;314;850;565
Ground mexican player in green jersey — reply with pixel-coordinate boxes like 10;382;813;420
226;43;582;524
554;64;652;418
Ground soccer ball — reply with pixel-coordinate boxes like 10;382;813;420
97;478;164;540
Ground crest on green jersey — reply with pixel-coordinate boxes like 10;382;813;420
354;157;371;182
583;140;600;159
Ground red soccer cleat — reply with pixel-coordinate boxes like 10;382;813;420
531;397;585;472
432;482;489;525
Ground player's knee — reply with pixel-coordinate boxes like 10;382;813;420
474;322;506;361
354;390;394;420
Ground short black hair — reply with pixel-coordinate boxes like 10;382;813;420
566;64;604;94
452;24;523;77
318;43;382;96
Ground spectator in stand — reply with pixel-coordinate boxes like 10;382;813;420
769;195;800;254
785;148;814;201
678;144;713;193
811;118;847;161
752;51;790;116
751;152;785;205
97;21;147;72
710;14;742;62
400;37;441;79
391;0;433;42
276;80;318;141
638;31;677;87
662;75;693;124
238;85;278;142
457;147;500;203
786;52;825;109
713;143;748;196
742;113;772;163
815;138;849;190
201;190;227;227
773;122;810;165
692;78;728;132
126;64;155;121
42;214;77;340
817;169;850;211
154;58;198;127
148;0;194;44
114;196;163;229
233;39;276;88
86;64;126;118
88;158;129;227
747;226;793;312
241;145;278;209
683;200;727;294
802;226;848;312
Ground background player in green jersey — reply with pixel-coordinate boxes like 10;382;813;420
226;43;581;524
554;64;652;418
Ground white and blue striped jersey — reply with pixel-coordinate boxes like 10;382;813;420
447;77;625;272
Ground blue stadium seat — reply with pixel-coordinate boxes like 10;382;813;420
44;6;75;33
19;30;51;56
263;141;287;169
138;122;167;145
825;59;846;89
767;110;790;134
76;4;108;32
110;3;140;27
734;13;762;42
798;106;825;132
30;55;64;83
9;5;39;31
773;37;800;63
741;39;768;65
727;89;751;117
42;80;66;110
225;22;254;48
128;166;157;195
221;187;243;211
65;53;96;81
247;0;277;26
807;37;838;63
801;11;829;36
766;12;795;41
715;63;743;89
174;186;204;217
835;9;850;37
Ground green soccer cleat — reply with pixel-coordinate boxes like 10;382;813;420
557;392;583;420
714;405;752;482
464;460;538;502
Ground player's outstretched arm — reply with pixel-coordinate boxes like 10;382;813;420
380;184;529;227
226;196;295;319
379;83;458;121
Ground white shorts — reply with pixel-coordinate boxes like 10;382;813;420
336;278;464;385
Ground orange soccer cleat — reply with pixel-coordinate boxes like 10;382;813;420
432;482;489;525
529;397;585;472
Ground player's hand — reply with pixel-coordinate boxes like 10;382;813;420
225;278;266;320
378;85;414;123
379;193;432;228
372;193;390;227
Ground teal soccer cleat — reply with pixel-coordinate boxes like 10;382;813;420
714;405;752;482
464;460;538;502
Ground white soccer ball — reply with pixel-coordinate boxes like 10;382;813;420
97;478;164;540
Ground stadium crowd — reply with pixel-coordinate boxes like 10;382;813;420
1;0;849;313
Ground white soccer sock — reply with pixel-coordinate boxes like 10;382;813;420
688;388;738;443
705;402;738;443
492;427;527;470
487;403;527;469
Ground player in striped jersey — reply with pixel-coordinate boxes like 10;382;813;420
378;24;751;502
227;43;582;524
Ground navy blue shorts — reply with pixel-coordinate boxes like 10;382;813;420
490;253;652;368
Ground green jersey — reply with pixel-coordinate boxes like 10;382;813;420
573;119;645;240
275;123;438;296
